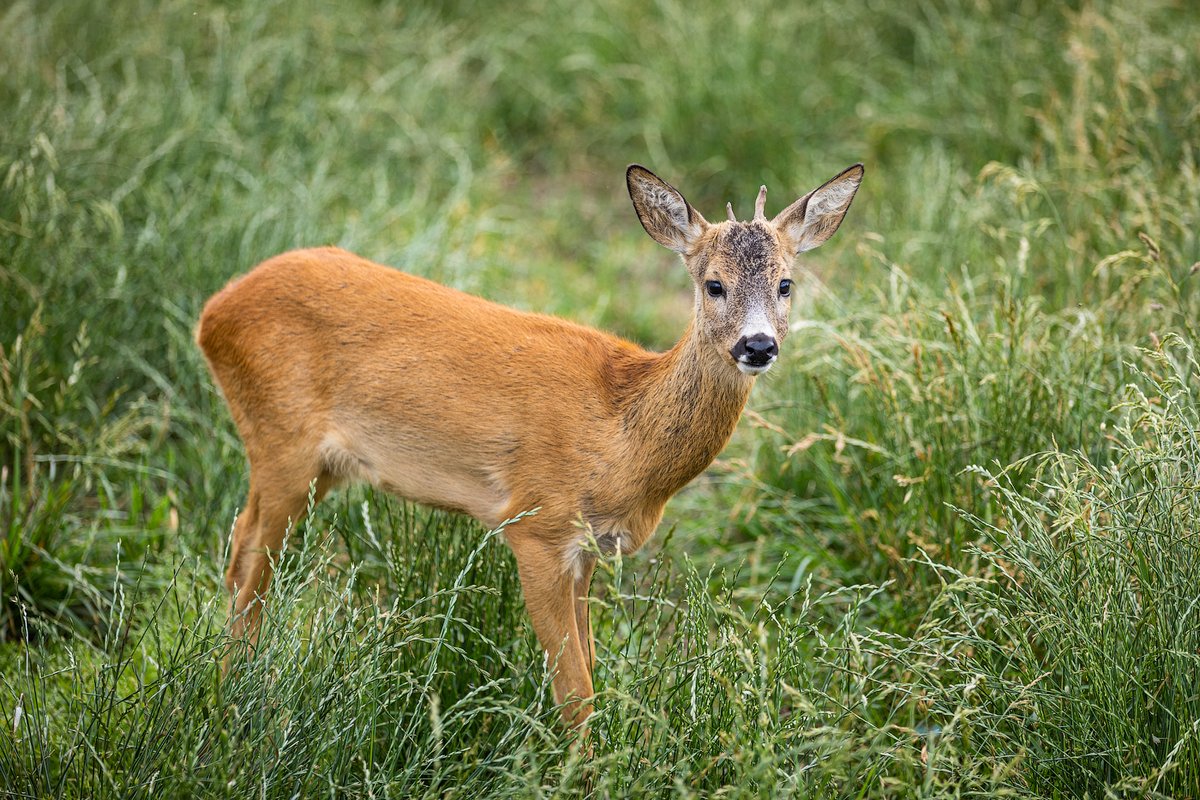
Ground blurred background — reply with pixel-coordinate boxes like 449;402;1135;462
2;0;1199;796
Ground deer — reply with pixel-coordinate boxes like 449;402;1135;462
197;162;864;727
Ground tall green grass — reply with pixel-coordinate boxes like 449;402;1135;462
2;0;1199;795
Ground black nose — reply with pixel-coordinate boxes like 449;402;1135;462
731;333;778;366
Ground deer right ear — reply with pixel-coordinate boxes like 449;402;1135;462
772;164;864;255
626;165;708;254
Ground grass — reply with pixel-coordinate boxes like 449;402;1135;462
2;0;1199;796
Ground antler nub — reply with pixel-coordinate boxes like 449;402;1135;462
753;185;768;222
726;202;737;222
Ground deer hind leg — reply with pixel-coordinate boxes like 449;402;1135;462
226;460;334;644
574;557;597;677
507;530;595;727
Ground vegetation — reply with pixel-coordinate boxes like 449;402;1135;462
2;0;1199;796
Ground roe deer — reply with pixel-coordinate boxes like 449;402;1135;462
197;163;864;726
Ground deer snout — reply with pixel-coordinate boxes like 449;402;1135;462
731;333;778;373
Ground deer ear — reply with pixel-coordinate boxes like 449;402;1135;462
772;164;864;255
626;165;708;254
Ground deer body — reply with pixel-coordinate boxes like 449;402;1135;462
199;164;863;726
202;247;748;544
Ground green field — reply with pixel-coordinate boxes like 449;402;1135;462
3;0;1200;796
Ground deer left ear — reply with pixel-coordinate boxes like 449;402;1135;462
627;165;709;254
772;164;864;255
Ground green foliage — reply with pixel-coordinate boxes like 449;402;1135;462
742;262;1124;591
1;0;1199;796
892;338;1200;796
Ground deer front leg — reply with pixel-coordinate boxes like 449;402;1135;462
507;533;594;727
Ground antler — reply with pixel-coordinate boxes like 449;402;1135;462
726;202;737;222
753;185;768;222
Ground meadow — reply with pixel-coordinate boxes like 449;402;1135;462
2;0;1200;796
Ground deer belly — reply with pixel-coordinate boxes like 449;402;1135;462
317;430;510;526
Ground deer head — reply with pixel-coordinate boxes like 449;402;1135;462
627;163;864;375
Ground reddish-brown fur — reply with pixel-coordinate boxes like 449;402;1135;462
197;164;863;726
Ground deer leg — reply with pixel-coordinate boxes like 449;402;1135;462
507;533;593;727
226;468;332;645
574;557;597;678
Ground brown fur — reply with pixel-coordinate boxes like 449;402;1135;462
197;164;863;727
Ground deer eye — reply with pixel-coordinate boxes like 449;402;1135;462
779;279;793;297
705;280;725;298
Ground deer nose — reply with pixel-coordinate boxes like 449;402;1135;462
731;333;778;367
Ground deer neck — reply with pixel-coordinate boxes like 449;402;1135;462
617;323;755;502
